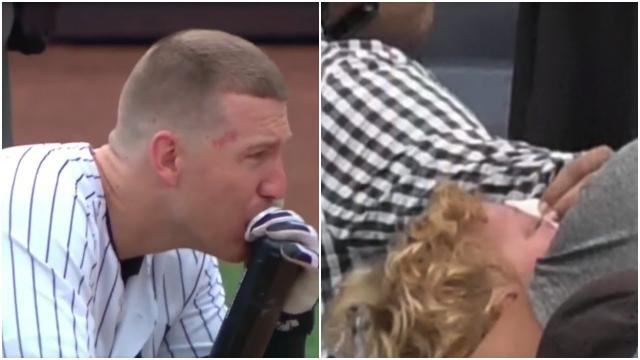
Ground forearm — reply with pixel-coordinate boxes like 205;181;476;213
439;136;576;199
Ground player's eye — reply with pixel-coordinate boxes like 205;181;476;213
248;150;268;159
246;149;272;163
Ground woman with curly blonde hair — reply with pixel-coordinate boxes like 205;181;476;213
322;182;558;357
323;140;638;357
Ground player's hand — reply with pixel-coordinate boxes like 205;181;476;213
245;207;319;314
540;145;612;220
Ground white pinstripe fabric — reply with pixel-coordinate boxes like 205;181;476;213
2;143;227;357
320;38;576;302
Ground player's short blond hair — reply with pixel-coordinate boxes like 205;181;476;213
323;183;519;357
112;29;287;151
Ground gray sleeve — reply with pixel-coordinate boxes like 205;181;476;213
529;140;638;327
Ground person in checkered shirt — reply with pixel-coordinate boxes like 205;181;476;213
320;3;611;303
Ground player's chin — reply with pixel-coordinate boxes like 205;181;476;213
216;241;249;263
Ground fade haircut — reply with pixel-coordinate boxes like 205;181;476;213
112;29;288;152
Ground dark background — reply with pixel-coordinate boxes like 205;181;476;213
51;3;317;43
421;2;637;150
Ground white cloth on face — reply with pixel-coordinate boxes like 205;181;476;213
505;199;542;219
504;198;558;228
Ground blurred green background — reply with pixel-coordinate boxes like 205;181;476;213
219;262;319;357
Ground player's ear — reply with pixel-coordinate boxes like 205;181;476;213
149;130;181;187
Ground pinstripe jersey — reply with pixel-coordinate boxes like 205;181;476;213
2;142;227;357
320;38;577;302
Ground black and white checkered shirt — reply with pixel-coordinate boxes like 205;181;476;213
321;38;575;302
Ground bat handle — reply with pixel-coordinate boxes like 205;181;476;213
208;238;302;357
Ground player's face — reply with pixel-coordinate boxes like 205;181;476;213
475;202;558;283
181;93;290;261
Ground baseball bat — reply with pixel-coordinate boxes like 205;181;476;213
208;237;302;357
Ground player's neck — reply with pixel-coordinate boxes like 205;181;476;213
93;144;176;260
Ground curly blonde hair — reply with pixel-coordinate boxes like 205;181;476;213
322;183;520;357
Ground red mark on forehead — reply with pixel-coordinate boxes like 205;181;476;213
211;131;238;149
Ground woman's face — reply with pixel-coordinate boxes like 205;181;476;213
477;202;558;283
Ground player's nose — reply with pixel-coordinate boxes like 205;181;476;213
258;159;287;201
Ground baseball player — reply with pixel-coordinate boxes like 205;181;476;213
1;29;318;357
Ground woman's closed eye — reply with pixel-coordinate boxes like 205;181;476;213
508;206;541;238
529;217;544;237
